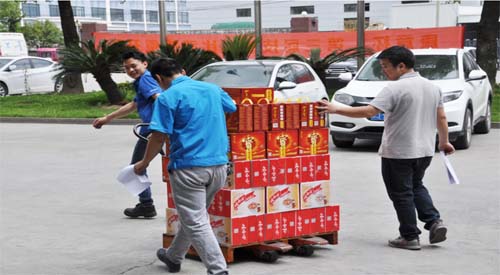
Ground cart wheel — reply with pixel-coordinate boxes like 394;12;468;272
258;250;279;263
294;245;314;257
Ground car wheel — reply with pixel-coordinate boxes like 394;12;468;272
453;108;472;149
332;134;355;148
473;100;491;134
54;76;64;93
0;82;8;97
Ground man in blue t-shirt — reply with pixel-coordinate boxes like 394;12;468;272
93;51;161;218
134;58;236;275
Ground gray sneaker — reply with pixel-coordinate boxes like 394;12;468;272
388;236;421;250
429;220;447;244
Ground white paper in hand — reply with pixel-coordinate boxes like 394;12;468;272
439;151;460;185
116;165;152;196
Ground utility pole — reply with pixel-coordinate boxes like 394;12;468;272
357;0;365;68
254;0;263;59
435;0;440;27
159;0;167;46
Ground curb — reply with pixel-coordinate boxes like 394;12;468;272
0;117;141;125
1;117;500;128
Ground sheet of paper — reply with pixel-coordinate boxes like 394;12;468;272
440;151;460;185
116;165;152;196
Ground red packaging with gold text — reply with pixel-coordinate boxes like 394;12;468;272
226;99;254;133
312;102;327;128
285;156;301;184
300;155;316;183
253;99;270;132
266;130;299;158
315;154;331;181
223;87;274;104
300;103;314;128
269;103;286;130
285;103;301;129
251;159;269;187
268;158;286;186
229;132;266;161
299;128;329;155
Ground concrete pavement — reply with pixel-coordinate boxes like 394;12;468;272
0;123;499;275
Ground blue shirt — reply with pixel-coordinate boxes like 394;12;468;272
133;70;161;134
149;76;237;170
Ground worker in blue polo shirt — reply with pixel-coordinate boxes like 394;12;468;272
134;58;236;275
93;50;161;218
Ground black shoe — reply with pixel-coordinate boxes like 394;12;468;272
429;220;447;244
388;236;421;250
157;248;181;273
124;203;157;218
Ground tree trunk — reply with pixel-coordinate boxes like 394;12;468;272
58;1;84;94
95;73;125;106
476;1;500;87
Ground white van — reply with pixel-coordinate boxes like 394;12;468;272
0;33;28;57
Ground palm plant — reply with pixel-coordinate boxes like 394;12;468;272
222;33;256;61
56;39;135;105
147;41;222;75
287;47;374;86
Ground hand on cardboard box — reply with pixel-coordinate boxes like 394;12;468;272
316;99;339;114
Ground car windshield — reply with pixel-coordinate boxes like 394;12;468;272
191;64;274;87
356;55;459;81
0;59;13;68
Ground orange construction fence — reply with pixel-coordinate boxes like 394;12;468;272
93;26;464;58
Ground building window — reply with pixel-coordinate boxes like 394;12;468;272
290;5;314;15
236;8;251;17
401;1;430;3
22;3;40;17
344;3;370;12
91;7;106;20
111;8;124;22
72;6;85;17
179;12;189;24
167;11;176;23
49;5;59;17
130;9;143;22
344;17;370;31
147;10;158;22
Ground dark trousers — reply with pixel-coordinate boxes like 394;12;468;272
131;138;153;204
381;157;440;240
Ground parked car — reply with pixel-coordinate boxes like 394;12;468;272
329;48;492;149
0;56;63;96
324;58;358;91
190;60;329;102
0;32;28;57
36;48;61;62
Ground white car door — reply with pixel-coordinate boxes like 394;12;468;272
6;58;32;95
290;63;323;101
29;58;55;93
462;53;484;122
273;64;302;102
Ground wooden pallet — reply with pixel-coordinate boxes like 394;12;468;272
162;231;338;263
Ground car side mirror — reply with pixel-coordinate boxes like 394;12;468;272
339;72;353;82
467;70;487;81
278;81;297;90
7;65;16;71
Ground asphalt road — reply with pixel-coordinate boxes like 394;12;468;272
0;123;499;275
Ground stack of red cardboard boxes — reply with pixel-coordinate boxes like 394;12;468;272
162;88;340;247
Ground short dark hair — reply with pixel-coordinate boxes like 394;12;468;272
377;46;415;69
150;58;183;78
122;50;147;62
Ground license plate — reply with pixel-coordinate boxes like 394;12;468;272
370;113;384;121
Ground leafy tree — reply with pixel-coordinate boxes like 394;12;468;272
286;47;373;86
222;33;256;61
57;39;135;105
476;0;499;87
19;20;63;48
0;1;23;32
147;41;221;75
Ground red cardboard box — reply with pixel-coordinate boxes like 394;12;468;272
309;208;320;234
209;188;266;218
166;208;179;235
166;181;175;208
299;128;329;155
162;156;170;183
253;100;270;132
248;215;265;244
266;130;299;158
325;205;340;232
317;207;327;233
251;159;269;187
300;103;314;128
226;100;254;133
296;209;308;236
266;184;299;214
223;87;274;105
285;103;301;129
301;155;316;182
226;161;252;189
269;158;286;186
269;104;286;130
300;181;331;209
315;154;331;181
264;213;281;241
210;215;249;246
281;210;296;238
285;156;302;184
229;132;266;161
